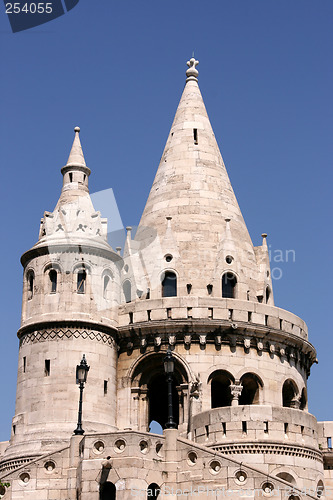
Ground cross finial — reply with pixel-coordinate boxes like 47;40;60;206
186;57;199;81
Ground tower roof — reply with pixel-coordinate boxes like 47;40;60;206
135;57;265;299
28;127;112;254
65;126;88;168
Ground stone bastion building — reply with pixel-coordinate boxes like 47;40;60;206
0;58;332;500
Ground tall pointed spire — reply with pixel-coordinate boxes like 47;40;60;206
66;126;87;167
136;57;268;301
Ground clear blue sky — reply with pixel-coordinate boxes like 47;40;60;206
0;1;332;442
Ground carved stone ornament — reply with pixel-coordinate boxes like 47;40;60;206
269;344;275;354
140;337;147;348
215;335;222;345
168;335;176;346
199;335;206;345
154;336;161;347
127;342;133;351
280;348;285;357
184;335;191;345
230;384;243;399
257;341;263;351
244;338;251;349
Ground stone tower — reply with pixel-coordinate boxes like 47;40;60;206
3;128;121;462
0;58;332;500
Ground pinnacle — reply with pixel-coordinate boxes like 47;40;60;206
66;126;86;167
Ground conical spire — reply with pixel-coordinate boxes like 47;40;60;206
66;126;87;167
136;57;265;300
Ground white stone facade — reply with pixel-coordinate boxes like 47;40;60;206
0;58;331;500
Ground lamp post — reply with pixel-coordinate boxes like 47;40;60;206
164;347;177;429
74;354;90;435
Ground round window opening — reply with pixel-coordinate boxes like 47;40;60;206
124;264;129;273
188;451;198;465
19;472;30;484
225;255;233;264
94;441;105;453
165;254;173;262
262;483;274;495
139;440;149;454
114;439;126;453
44;461;56;472
0;485;6;495
210;460;221;474
235;470;247;483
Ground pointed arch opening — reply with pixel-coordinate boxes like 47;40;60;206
282;379;299;408
162;271;177;297
100;481;116;500
276;472;296;485
300;387;307;410
239;373;263;405
209;370;234;408
222;272;237;299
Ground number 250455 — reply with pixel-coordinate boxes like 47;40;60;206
5;3;53;14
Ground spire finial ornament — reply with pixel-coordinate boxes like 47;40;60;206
186;57;199;82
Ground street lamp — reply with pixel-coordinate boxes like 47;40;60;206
74;354;90;436
163;347;177;429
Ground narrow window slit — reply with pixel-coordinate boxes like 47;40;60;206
147;310;151;321
104;380;108;395
264;421;269;433
248;311;252;322
193;128;198;144
23;356;26;373
208;308;213;319
167;308;172;319
45;359;50;376
242;421;247;434
129;312;133;324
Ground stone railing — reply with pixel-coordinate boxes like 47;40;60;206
118;297;308;339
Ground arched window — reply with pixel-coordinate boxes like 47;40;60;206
276;472;296;485
282;379;298;408
77;270;86;294
209;371;234;408
300;388;307;410
317;480;324;499
222;273;237;298
239;373;262;405
123;280;132;303
27;271;34;300
162;271;177;297
266;286;271;304
100;481;116;500
147;483;160;499
103;274;113;300
49;269;57;293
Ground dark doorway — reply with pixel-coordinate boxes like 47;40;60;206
222;273;237;298
148;373;179;429
147;483;160;499
211;372;232;408
162;271;177;297
282;380;298;407
100;482;116;500
239;374;261;405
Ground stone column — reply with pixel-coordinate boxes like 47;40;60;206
230;382;243;406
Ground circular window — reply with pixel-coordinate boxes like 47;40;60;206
93;441;105;454
124;264;129;273
210;460;221;474
226;255;233;264
19;472;30;484
139;440;149;454
187;451;198;465
44;461;56;472
0;485;6;495
262;482;274;495
235;470;247;484
156;442;163;456
165;254;173;262
114;439;126;453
